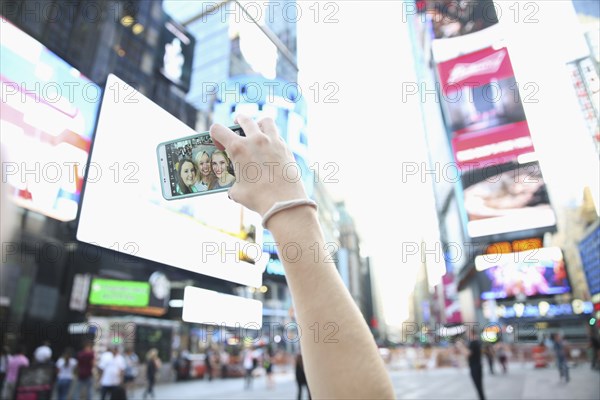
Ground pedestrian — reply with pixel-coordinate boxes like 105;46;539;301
483;344;495;375
551;332;570;383
219;349;229;379
172;351;182;381
242;346;256;390
497;342;509;373
123;348;139;397
204;347;213;382
264;347;275;389
2;345;29;400
97;344;126;400
33;341;52;364
55;347;77;400
74;341;95;400
589;333;600;370
295;353;310;400
457;327;486;400
0;346;9;399
143;348;161;399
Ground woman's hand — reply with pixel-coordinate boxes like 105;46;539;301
210;114;309;217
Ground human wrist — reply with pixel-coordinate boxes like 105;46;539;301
264;201;319;232
262;199;317;229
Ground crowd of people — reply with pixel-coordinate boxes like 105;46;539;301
174;148;236;195
0;328;599;400
173;344;306;397
0;341;162;400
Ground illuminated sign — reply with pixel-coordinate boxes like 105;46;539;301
0;17;101;221
157;14;195;92
512;238;543;252
88;279;150;307
477;247;570;300
486;238;543;254
463;162;556;238
497;301;593;319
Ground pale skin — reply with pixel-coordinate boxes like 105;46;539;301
210;115;395;399
197;152;213;185
211;152;235;187
180;161;197;187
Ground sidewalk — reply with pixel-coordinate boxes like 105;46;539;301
391;361;600;400
80;361;599;399
126;366;297;400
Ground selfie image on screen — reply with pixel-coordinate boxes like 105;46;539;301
164;132;239;197
77;74;266;288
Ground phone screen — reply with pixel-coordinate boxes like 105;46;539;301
163;127;243;198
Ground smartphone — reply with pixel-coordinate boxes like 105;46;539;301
157;125;244;200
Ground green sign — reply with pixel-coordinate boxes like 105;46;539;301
89;279;150;307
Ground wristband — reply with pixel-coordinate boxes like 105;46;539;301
262;199;318;228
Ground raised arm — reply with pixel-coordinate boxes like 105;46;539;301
210;115;395;399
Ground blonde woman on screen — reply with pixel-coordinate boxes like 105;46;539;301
193;151;215;191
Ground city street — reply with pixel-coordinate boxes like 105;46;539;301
2;3;600;400
116;362;600;400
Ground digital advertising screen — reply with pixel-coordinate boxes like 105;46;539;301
417;0;499;40
436;46;535;171
157;14;195;92
461;161;556;238
0;17;101;221
77;74;267;288
88;278;151;308
87;272;170;316
476;247;570;300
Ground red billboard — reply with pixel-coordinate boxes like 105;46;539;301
437;47;535;170
441;273;462;324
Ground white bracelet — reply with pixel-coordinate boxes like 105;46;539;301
262;199;318;228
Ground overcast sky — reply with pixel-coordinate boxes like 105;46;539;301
296;2;441;327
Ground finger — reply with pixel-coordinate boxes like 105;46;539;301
210;123;238;151
227;185;240;204
234;114;262;137
257;117;278;139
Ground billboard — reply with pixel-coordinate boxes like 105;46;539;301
77;75;267;288
441;265;462;324
87;273;170;316
157;14;195;92
476;247;570;300
436;46;534;170
89;278;150;307
0;17;101;221
461;161;555;238
416;0;499;40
